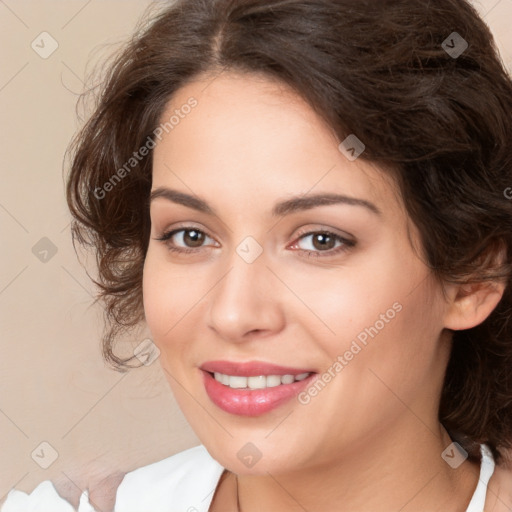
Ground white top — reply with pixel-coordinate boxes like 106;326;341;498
0;444;496;512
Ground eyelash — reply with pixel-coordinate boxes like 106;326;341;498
154;226;356;258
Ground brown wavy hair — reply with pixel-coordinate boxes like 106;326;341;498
65;0;512;463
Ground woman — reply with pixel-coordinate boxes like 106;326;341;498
3;0;512;510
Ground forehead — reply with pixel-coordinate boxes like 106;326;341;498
152;71;402;218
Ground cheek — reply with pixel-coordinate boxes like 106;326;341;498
142;250;208;356
298;252;441;377
142;253;163;333
280;256;410;352
300;279;443;440
326;277;444;412
142;252;179;343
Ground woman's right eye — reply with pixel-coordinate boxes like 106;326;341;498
154;227;216;254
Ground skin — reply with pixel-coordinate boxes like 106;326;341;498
142;70;505;511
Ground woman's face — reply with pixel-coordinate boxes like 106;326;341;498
143;70;452;475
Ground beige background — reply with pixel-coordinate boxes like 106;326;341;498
1;0;511;505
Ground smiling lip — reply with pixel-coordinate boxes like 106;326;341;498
200;360;316;376
200;360;318;416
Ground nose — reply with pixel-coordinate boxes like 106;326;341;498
207;252;286;343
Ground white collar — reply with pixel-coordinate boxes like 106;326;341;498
465;444;495;512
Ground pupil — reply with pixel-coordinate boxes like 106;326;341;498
313;233;334;251
185;230;204;247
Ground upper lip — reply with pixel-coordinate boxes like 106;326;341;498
200;360;316;377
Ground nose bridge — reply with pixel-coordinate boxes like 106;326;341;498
207;244;284;340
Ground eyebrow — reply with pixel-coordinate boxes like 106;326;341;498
149;187;381;217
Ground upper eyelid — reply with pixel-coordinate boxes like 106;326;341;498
156;226;215;242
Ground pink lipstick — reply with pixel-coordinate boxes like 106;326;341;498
200;360;317;416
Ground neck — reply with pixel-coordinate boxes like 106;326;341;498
233;423;480;512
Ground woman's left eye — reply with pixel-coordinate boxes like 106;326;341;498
290;230;356;257
154;227;355;257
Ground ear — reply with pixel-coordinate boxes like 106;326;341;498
443;278;506;331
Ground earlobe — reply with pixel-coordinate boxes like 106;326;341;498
443;279;506;331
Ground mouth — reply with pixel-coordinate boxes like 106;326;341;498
199;360;318;416
205;370;312;389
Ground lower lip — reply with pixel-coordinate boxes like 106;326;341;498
201;370;317;416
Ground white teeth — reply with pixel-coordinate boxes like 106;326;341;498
266;375;282;388
212;372;312;389
247;376;266;389
228;376;248;389
281;374;295;385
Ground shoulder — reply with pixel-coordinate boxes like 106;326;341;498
0;445;224;512
114;444;225;512
0;480;95;512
